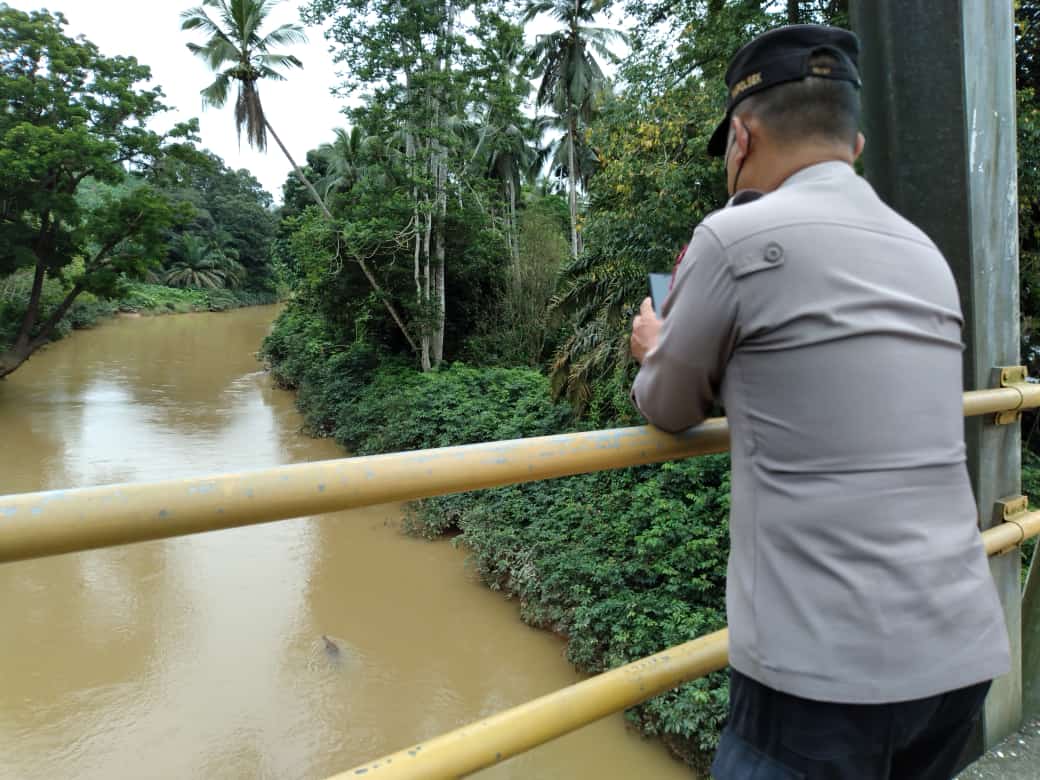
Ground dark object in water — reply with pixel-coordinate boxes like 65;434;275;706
321;634;341;658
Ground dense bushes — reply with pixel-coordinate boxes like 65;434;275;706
262;303;732;772
1023;450;1040;579
0;270;117;348
263;305;574;452
410;457;733;766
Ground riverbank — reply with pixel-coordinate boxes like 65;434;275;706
261;304;732;774
0;278;280;355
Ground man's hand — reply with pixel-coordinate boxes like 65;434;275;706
630;297;662;364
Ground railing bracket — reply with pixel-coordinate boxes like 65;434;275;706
994;366;1029;425
994;495;1030;556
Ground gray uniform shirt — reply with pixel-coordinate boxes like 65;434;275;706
632;161;1011;703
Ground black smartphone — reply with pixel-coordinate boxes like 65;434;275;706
648;273;671;315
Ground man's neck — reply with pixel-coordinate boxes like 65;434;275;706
747;146;855;193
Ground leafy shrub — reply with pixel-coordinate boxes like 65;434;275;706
0;268;117;348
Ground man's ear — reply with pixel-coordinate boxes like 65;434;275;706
854;132;866;160
730;116;751;161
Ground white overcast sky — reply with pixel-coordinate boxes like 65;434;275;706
8;0;627;202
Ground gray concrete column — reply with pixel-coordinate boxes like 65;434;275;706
850;0;1022;750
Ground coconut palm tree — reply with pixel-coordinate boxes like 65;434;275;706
524;0;622;259
180;0;328;210
314;126;393;199
548;124;599;191
472;115;553;273
182;0;418;353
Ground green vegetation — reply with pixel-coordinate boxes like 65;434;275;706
523;0;623;259
1022;449;1040;581
254;0;1040;771
0;5;282;375
0;6;195;376
7;0;1040;772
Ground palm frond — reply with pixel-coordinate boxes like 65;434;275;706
187;37;239;70
183;0;302;153
180;6;224;37
200;71;233;108
577;25;628;46
259;23;308;49
255;52;303;72
521;0;557;24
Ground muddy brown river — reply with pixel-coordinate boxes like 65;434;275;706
0;306;692;779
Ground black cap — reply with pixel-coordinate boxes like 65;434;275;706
706;24;862;157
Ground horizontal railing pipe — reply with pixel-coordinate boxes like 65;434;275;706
0;419;729;565
335;510;1040;779
0;385;1037;566
962;382;1040;417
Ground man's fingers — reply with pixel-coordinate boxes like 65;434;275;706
640;297;654;316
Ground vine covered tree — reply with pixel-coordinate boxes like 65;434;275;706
305;0;478;370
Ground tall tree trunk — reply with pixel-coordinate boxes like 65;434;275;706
787;0;800;24
0;281;83;380
432;150;446;367
429;0;454;369
406;129;427;368
265;117;418;354
421;186;433;373
11;257;48;352
266;118;334;222
567;113;581;259
506;176;520;282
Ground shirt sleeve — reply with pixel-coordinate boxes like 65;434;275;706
631;224;739;433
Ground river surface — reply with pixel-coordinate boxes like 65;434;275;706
0;306;692;779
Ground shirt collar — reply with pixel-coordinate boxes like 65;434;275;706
778;160;856;190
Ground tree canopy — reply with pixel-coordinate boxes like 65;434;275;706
0;5;197;376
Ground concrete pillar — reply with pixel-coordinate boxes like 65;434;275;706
851;0;1022;750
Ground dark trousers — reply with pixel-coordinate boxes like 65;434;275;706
711;669;991;779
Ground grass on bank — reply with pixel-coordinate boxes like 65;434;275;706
0;268;279;352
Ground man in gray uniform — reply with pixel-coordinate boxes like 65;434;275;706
630;25;1011;779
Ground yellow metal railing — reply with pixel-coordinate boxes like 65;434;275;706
1;380;1037;779
0;384;1035;565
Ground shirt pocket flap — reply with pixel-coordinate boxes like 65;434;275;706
730;241;786;279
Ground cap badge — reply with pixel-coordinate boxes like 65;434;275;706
731;71;763;99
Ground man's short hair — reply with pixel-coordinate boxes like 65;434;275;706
735;55;861;149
